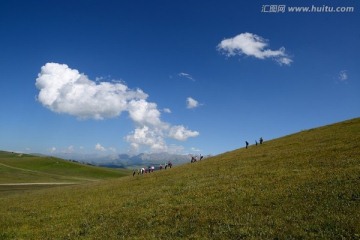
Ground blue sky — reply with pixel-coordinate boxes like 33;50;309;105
0;0;359;157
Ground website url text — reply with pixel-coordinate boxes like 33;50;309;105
261;5;355;13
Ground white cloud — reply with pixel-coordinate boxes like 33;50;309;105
178;72;195;81
127;99;162;126
125;126;167;152
36;63;147;120
95;143;106;152
169;125;199;141
277;57;293;66
186;97;199;109
163;108;171;113
125;124;199;152
49;147;56;153
36;63;199;153
338;70;348;81
217;32;292;65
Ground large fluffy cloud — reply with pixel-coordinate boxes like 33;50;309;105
217;32;292;65
127;99;162;126
125;125;167;152
36;63;199;152
36;63;147;119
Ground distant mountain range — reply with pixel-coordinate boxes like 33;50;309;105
52;152;210;168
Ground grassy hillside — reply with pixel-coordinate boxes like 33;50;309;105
0;118;359;239
0;152;131;196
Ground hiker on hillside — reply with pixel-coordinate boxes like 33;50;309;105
200;154;203;160
255;140;258;146
259;137;263;144
245;141;249;149
133;169;136;177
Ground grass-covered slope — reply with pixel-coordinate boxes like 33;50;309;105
0;118;359;239
0;151;131;184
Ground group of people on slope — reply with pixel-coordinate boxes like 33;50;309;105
190;154;204;163
245;137;263;149
133;161;173;176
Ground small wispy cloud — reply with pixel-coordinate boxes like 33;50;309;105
338;70;348;82
163;108;171;113
95;143;106;152
178;72;195;81
217;32;293;66
190;147;201;152
186;97;201;109
108;147;117;153
62;145;74;154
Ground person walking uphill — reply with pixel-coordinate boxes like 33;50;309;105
259;137;263;144
245;141;249;149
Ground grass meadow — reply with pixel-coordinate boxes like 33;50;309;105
0;152;130;196
0;118;359;239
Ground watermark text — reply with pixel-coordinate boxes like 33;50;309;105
261;5;355;13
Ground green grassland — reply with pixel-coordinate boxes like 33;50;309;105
0;118;359;239
0;152;131;196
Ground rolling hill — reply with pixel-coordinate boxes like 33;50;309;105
0;152;131;196
0;118;359;239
